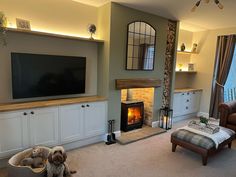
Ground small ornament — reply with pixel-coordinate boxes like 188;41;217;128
180;43;185;51
191;43;198;53
88;24;96;40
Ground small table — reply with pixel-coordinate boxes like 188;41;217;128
171;128;235;165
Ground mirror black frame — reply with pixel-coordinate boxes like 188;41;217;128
125;21;156;71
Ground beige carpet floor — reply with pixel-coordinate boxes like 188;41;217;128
1;118;236;177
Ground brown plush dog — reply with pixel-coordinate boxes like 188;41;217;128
20;146;48;168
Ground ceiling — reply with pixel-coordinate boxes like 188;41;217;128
73;0;236;32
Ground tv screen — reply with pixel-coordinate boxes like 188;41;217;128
11;53;86;99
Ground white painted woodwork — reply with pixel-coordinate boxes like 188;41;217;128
0;101;107;159
30;107;59;147
173;91;201;117
59;104;84;144
84;102;106;137
0;111;29;158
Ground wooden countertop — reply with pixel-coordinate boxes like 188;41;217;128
0;96;107;112
174;88;203;93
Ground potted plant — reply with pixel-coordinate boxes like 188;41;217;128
0;11;7;46
199;116;208;127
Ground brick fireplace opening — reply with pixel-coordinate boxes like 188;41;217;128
121;88;154;126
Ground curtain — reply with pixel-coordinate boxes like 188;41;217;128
209;35;236;118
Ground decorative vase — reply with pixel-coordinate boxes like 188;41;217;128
180;43;185;51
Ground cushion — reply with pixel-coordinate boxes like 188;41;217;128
228;113;236;124
171;129;215;149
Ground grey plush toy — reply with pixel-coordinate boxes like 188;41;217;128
20;146;48;168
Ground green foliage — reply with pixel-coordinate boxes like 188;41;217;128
199;116;208;124
0;11;7;28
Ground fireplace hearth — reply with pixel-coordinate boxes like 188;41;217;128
121;101;144;132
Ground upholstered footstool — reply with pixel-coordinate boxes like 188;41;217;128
171;127;235;165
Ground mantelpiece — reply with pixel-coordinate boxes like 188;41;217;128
115;78;161;89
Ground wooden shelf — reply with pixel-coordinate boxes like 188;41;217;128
175;71;197;73
0;96;107;112
6;27;104;43
177;50;198;54
116;78;162;89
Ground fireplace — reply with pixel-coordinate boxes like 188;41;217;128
121;101;144;132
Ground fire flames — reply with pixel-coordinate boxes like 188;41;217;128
127;107;142;125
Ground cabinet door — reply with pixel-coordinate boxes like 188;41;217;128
59;104;84;144
0;111;29;158
183;92;191;115
173;93;184;117
189;91;201;113
30;107;59;147
84;101;107;137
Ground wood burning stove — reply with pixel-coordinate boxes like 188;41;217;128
121;101;144;132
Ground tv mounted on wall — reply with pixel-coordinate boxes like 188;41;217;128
11;53;86;99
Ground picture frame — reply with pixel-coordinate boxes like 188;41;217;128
16;18;31;30
188;63;195;71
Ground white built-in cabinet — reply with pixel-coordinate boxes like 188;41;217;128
59;102;106;144
173;91;201;117
0;101;107;159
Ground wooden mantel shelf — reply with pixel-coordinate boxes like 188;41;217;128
0;96;106;112
7;27;104;43
116;78;162;89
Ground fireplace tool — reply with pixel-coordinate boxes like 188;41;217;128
106;120;116;145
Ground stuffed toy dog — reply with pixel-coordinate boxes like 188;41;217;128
20;146;48;168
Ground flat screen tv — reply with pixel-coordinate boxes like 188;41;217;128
11;53;86;99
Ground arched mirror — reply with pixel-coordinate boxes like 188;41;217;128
126;21;156;70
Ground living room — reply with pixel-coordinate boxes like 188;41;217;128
0;0;236;177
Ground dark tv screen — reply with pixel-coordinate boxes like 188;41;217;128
11;53;86;99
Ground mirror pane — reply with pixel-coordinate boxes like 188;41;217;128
151;28;155;36
128;32;134;45
134;22;140;33
134;34;140;45
140;22;146;34
127;45;133;57
126;21;156;70
129;23;134;32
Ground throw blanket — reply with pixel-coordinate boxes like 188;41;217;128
178;126;235;148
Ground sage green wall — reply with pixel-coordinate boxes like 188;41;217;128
108;3;169;131
97;3;111;97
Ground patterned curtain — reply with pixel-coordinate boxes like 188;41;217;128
209;35;236;118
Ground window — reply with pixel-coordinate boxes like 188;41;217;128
224;44;236;102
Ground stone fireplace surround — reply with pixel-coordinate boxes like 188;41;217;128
116;78;162;127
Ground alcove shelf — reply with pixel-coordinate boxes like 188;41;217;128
6;27;104;43
175;71;197;74
177;50;198;54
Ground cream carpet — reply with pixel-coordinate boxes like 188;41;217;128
1;118;236;177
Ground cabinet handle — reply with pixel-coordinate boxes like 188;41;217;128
186;107;189;110
31;111;34;115
86;104;90;107
182;93;184;95
81;105;85;108
23;112;27;116
187;92;190;95
186;99;189;102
